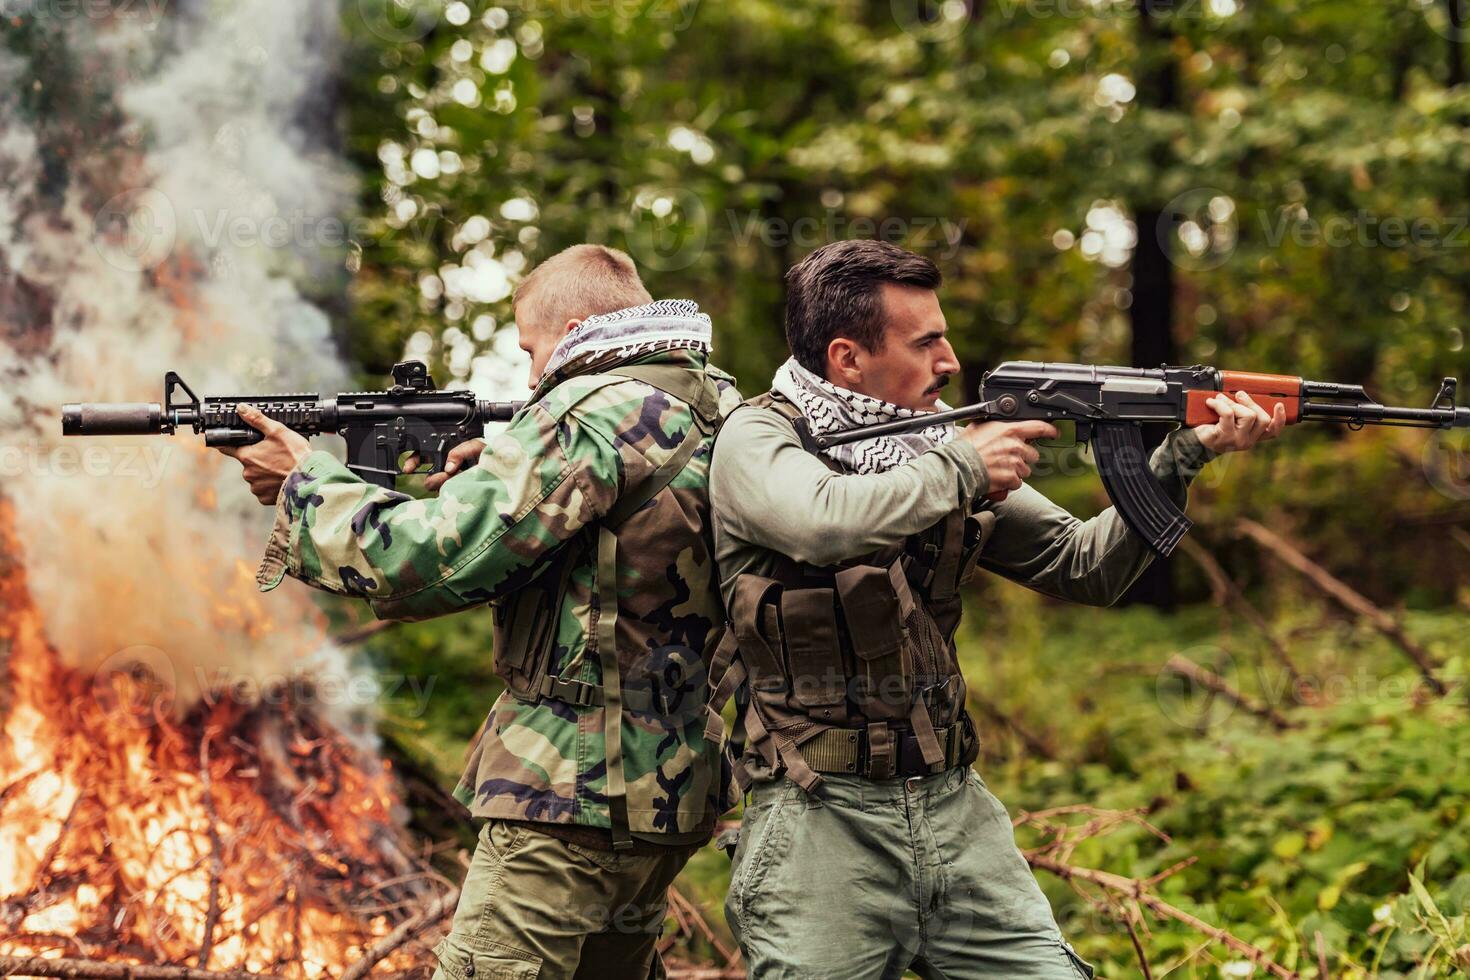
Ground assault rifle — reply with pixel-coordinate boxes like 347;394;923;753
813;362;1470;557
61;361;525;489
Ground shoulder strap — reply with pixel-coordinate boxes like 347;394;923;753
741;390;837;465
605;363;721;430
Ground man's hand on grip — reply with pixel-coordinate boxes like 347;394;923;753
960;419;1058;504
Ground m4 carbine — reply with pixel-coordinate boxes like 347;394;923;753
62;361;525;489
812;362;1470;557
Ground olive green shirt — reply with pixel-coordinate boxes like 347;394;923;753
709;406;1219;607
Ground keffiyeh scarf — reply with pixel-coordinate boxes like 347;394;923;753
772;357;954;475
540;299;712;381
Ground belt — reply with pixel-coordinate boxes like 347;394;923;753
536;673;662;714
799;721;972;779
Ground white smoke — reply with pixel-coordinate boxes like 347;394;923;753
0;1;369;715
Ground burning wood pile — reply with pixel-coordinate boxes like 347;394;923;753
0;500;458;979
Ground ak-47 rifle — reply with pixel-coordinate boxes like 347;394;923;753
812;362;1470;557
61;361;525;489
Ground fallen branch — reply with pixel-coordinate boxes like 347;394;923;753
1164;654;1296;730
1027;855;1299;980
1234;519;1446;695
0;958;287;980
1177;536;1306;690
666;886;739;971
336;887;458;980
197;735;224;970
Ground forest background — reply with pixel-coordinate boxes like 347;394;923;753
10;0;1470;976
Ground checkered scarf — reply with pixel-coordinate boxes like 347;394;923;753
772;357;953;474
540;299;712;381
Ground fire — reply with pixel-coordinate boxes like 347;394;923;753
0;500;444;977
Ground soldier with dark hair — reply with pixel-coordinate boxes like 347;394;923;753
222;244;742;979
708;239;1283;979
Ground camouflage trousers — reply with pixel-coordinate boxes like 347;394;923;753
724;766;1095;980
431;820;695;980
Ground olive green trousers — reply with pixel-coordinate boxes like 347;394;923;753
724;766;1095;980
431;821;694;980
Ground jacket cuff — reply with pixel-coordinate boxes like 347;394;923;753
255;451;348;592
940;438;989;499
1167;426;1219;479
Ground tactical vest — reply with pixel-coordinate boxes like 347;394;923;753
489;363;726;850
706;392;994;791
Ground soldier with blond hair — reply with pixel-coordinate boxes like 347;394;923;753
223;244;741;979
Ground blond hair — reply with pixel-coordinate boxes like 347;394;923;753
514;244;653;332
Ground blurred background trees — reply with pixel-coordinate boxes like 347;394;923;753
340;0;1470;608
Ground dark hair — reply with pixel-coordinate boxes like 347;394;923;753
784;239;942;377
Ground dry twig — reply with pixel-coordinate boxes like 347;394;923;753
1028;855;1299;980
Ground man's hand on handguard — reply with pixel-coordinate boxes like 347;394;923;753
218;403;313;505
960;419;1059;504
1193;390;1287;455
403;438;486;494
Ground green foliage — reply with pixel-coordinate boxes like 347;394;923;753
327;1;1470;974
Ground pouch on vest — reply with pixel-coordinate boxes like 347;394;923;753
780;588;847;716
835;562;914;721
491;581;559;702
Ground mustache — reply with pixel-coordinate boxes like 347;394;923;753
925;375;953;395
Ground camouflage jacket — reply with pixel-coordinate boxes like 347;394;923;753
256;347;742;838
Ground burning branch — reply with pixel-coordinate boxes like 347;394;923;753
337;887;458;980
0;957;288;980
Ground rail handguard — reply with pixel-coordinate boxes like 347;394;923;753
62;361;525;489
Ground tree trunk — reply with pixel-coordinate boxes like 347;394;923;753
1121;0;1181;610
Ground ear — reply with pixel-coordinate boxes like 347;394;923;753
561;317;581;338
825;337;864;387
